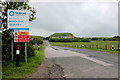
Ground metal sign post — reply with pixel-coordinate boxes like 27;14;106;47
11;30;13;61
25;42;27;63
8;10;29;65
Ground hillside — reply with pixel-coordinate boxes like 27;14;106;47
30;35;43;39
30;35;43;44
50;33;75;38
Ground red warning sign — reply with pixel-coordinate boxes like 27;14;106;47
14;35;29;42
14;30;29;42
18;35;29;38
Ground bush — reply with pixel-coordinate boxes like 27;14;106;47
2;30;12;65
27;43;35;56
80;39;90;42
30;36;43;45
2;31;37;65
49;38;90;42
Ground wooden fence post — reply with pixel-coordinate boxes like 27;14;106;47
90;45;91;48
96;45;98;49
105;45;107;50
81;45;82;48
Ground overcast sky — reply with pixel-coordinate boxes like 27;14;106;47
29;1;118;37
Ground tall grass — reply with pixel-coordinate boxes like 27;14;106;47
2;45;45;79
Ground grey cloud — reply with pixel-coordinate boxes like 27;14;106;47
29;2;118;37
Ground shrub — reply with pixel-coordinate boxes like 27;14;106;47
30;36;43;45
80;39;90;42
49;38;90;42
27;43;35;56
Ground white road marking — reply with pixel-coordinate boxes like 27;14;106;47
82;56;113;66
62;50;113;66
45;46;113;66
83;66;99;72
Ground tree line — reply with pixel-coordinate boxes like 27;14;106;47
48;36;120;42
1;1;37;65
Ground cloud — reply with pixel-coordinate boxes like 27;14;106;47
29;2;118;37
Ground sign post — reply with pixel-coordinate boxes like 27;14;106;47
112;45;114;51
25;43;27;63
10;30;13;61
7;10;29;65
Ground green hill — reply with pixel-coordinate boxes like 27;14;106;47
50;33;75;38
30;35;43;39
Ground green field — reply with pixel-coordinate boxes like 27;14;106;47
2;45;45;79
50;41;119;54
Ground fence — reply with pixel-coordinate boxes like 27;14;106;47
53;44;120;51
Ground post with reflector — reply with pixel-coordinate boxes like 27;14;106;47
16;44;20;67
112;45;114;51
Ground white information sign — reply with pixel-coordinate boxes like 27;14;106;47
7;10;29;30
16;50;20;54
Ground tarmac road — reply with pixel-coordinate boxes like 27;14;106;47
51;46;118;67
29;41;118;79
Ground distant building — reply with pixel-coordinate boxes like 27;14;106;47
51;37;59;38
63;36;74;38
51;36;74;39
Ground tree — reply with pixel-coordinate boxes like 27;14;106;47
0;0;36;64
103;38;106;41
113;36;120;38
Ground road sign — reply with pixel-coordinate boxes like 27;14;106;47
18;35;29;38
18;32;29;35
7;10;29;63
14;35;29;42
7;10;29;30
14;30;29;42
18;38;29;42
14;30;29;35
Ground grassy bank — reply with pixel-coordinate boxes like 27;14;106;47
50;41;119;54
2;45;45;79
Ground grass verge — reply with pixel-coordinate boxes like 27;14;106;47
2;45;45;79
50;42;119;54
59;45;119;54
